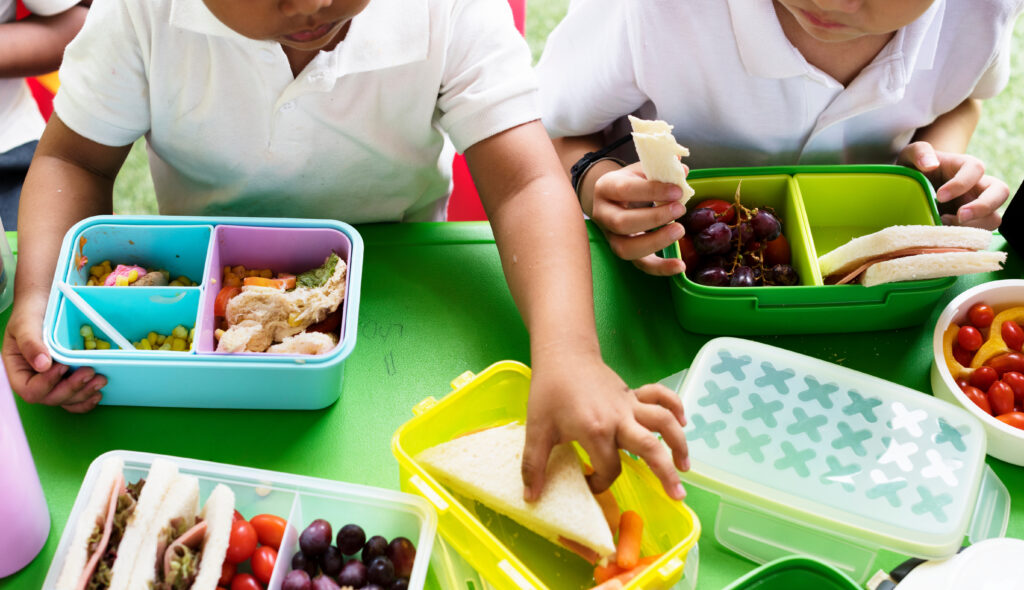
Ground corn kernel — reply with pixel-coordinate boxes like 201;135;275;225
89;265;104;277
127;269;139;283
85;339;97;350
224;275;241;287
171;325;186;339
97;340;111;350
115;276;129;286
232;265;246;275
170;337;186;351
169;280;182;287
159;341;172;351
188;328;196;341
80;325;95;339
146;332;157;344
100;272;111;284
157;334;167;345
135;339;151;350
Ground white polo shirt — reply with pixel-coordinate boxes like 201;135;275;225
537;0;1023;168
55;0;537;222
0;0;79;154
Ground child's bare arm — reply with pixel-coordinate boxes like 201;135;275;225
4;114;131;412
551;135;687;277
899;98;1008;229
0;7;89;78
467;120;689;501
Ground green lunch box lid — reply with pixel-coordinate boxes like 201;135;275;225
721;555;860;590
676;338;1010;565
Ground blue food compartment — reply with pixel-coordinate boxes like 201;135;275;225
43;216;363;409
64;223;212;286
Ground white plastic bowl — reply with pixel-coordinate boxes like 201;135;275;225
931;279;1024;466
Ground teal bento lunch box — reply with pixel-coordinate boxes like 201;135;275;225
42;215;363;409
662;165;958;335
661;338;1010;584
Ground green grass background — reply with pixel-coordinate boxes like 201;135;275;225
112;1;1024;213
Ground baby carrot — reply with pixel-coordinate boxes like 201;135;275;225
589;578;625;590
594;489;621;537
615;511;643;569
593;561;626;585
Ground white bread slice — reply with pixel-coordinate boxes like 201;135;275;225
108;459;180;589
818;225;994;278
628;115;695;201
416;423;616;558
191;484;236;590
55;457;125;590
126;473;200;589
861;251;1007;287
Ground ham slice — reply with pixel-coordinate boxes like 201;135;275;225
162;521;206;582
826;247;974;285
75;473;124;590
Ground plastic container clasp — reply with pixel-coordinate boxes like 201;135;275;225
966;465;1010;543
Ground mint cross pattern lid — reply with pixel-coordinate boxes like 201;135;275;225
674;338;1009;563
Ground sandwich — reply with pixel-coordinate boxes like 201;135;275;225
415;423;616;561
628;115;695;201
56;458;236;590
55;458;180;590
818;225;1006;287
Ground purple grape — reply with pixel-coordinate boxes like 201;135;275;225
283;570;313;590
695;267;729;286
293;550;319;577
390;579;409;590
386;538;416;579
337;524;366;556
311;574;342;590
367;556;396;586
300;519;333;557
320;546;344;578
362;535;389;564
750;210;781;242
730;266;755;287
694;222;732;255
682;207;717;234
337;559;368;588
731;222;754;247
769;264;799;286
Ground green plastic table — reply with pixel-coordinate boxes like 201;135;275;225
2;223;1022;590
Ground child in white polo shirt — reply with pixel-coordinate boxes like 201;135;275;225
4;0;691;500
537;0;1021;275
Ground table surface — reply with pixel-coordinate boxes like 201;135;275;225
2;222;1022;590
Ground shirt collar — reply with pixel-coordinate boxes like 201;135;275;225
169;0;429;76
727;0;944;81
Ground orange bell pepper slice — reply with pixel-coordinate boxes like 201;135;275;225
943;323;972;380
971;306;1024;369
243;276;289;290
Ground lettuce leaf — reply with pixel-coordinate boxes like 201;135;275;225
296;252;340;289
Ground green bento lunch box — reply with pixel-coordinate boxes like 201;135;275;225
662;165;956;335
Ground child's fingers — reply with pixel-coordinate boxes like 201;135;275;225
633;404;689;472
633;383;686;426
898;141;940;172
593;199;684;237
41;367;96;406
2;335;68;404
583;436;623;496
935;158;985;203
617;421;685;500
632;254;686;277
600;165;685;205
521;423;557;502
60;373;106;409
956;176;1009;225
63;393;102;414
603;222;683;262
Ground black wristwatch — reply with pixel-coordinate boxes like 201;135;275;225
569;133;632;196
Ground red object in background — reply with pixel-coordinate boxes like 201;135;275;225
17;0;57;120
16;0;29;19
447;0;525;221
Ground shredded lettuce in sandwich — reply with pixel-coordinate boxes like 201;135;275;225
85;478;145;590
158;545;200;590
296;252;340;289
86;561;113;590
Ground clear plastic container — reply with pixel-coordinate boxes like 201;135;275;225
40;450;438;590
662;338;1010;584
0;215;15;313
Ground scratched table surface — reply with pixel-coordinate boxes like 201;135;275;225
3;223;1022;590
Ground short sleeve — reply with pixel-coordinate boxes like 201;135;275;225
534;0;647;138
22;0;78;17
437;0;539;153
52;0;150;147
970;1;1024;99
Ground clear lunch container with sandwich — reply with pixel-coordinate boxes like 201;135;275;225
42;215;363;409
661;165;961;335
40;450;440;590
659;338;1010;584
392;361;702;590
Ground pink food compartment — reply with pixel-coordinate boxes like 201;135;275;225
197;225;353;357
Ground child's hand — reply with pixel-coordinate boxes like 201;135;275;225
521;353;689;502
3;295;105;412
899;142;1008;230
589;162;688;277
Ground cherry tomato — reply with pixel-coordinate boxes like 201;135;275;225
214;286;242;317
1002;320;1024;352
230;573;263;590
952;344;973;368
956;378;971;391
763;235;791;267
988;381;1015;416
226;519;258;564
995;411;1024;430
957;325;983;352
986;352;1024;376
308;309;342;335
219;561;236;587
251;546;278;585
1001;371;1024;408
233;510;245;522
678;235;700;271
250;514;288;550
694;199;736;224
967;303;995;329
962;386;992;415
969;366;999;392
